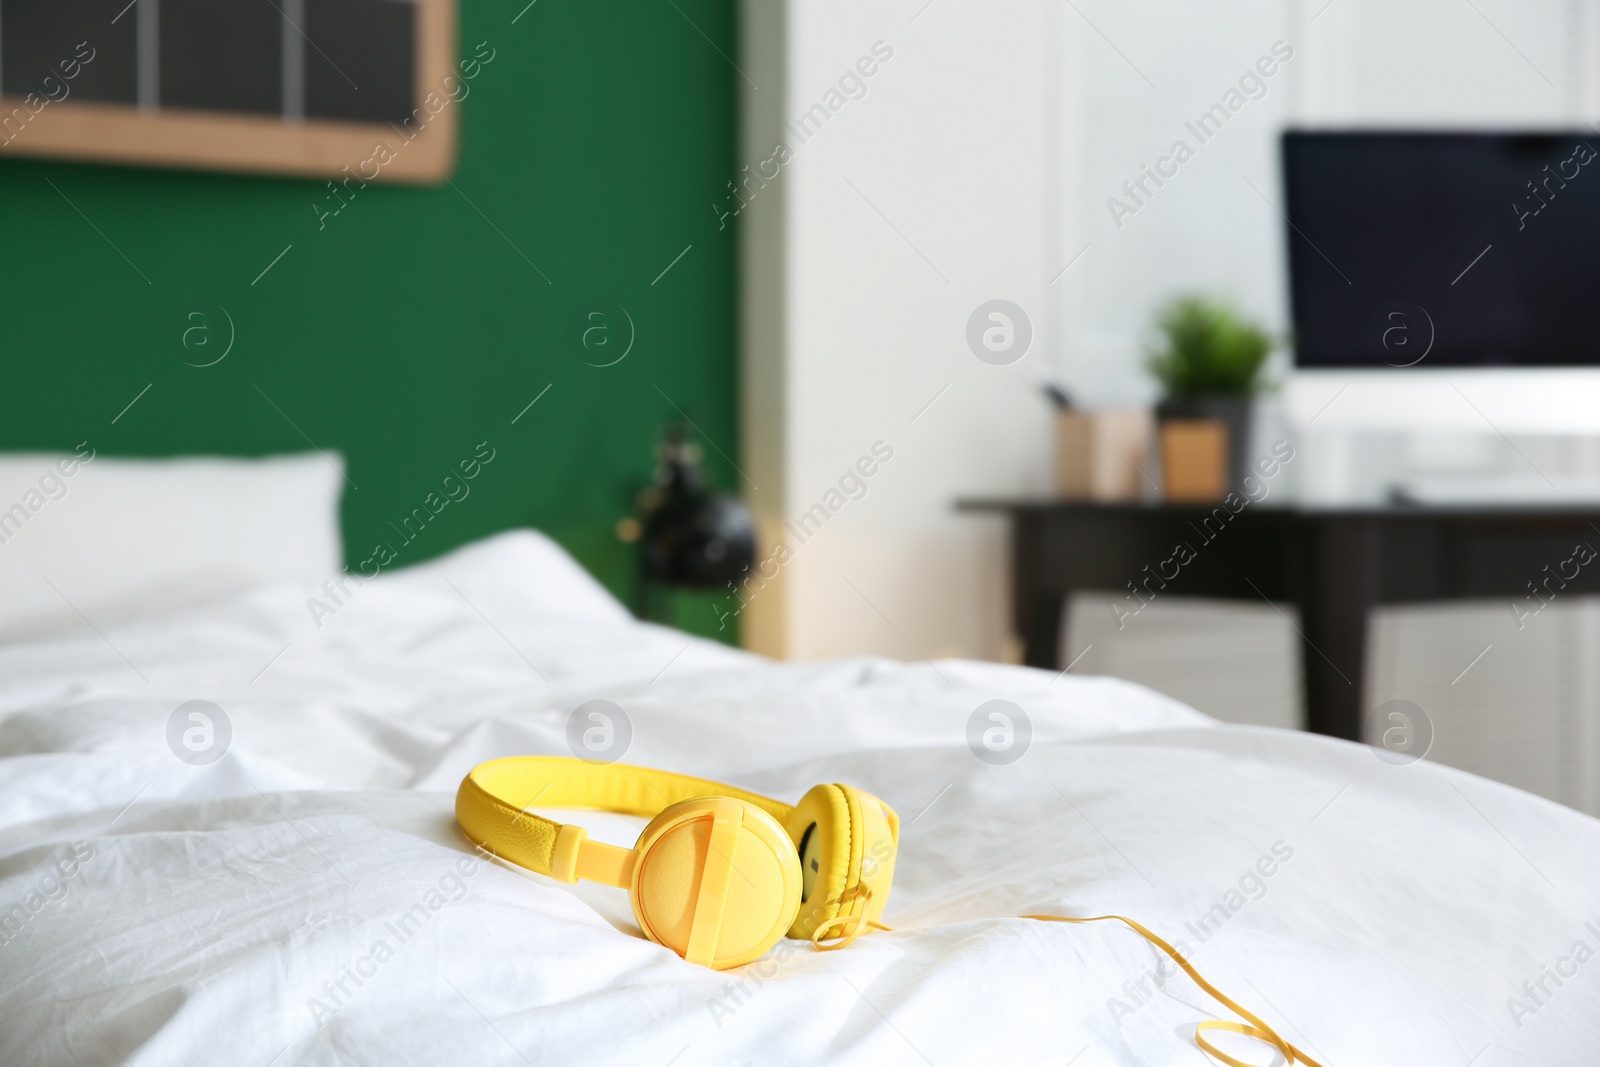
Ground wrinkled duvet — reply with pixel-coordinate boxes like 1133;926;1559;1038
1;532;1595;1065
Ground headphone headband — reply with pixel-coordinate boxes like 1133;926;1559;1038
457;756;795;884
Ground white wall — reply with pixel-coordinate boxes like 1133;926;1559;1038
1056;2;1298;405
1369;599;1600;816
740;0;1053;662
1044;0;1600;815
1054;0;1588;407
736;0;1600;799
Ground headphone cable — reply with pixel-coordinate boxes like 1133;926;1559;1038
1024;913;1326;1067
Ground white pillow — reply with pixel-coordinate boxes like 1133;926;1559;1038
0;450;344;638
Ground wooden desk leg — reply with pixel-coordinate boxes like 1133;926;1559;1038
1299;519;1378;742
1021;594;1065;670
1011;515;1063;670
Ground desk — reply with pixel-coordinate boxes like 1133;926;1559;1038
958;500;1600;741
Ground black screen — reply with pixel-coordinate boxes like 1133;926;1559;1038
1283;131;1600;368
0;0;416;124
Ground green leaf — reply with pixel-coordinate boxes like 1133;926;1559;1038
1143;295;1273;398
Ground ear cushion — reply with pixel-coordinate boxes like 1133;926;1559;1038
784;784;896;942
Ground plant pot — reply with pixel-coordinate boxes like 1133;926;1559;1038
1054;408;1151;501
1157;395;1252;498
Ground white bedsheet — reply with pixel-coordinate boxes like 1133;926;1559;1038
0;531;1595;1065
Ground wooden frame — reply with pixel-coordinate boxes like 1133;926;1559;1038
0;0;456;184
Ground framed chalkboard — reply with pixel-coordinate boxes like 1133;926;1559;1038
0;0;457;182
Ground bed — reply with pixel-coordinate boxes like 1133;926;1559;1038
0;455;1596;1065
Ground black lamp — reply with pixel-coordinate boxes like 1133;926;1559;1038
621;425;755;619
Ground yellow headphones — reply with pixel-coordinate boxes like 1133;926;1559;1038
455;757;899;970
458;757;1328;1065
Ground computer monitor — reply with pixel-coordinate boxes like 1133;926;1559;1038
1282;131;1600;369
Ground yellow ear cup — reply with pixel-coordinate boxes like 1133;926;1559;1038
784;784;898;945
629;797;801;970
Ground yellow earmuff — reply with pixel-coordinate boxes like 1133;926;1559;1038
785;783;898;948
454;757;898;970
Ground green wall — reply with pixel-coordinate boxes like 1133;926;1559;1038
0;0;740;641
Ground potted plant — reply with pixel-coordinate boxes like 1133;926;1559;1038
1144;295;1272;498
